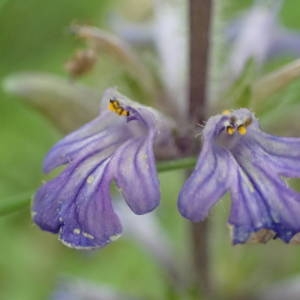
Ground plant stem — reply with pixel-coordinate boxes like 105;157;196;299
189;0;212;124
157;157;197;173
189;0;213;297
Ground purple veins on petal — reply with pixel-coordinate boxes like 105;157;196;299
112;134;159;214
178;108;300;244
178;144;230;222
33;88;172;249
58;159;122;249
43;112;128;173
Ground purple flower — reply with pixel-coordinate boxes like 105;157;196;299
178;108;300;244
32;88;172;249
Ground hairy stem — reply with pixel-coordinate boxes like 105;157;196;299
189;0;213;296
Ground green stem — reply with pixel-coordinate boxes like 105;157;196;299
157;156;197;173
0;157;197;216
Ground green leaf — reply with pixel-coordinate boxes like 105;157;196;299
3;73;100;133
252;59;300;111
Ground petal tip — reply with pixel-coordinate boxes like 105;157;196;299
127;197;160;215
58;227;123;249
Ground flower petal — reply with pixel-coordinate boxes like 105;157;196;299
178;145;230;222
111;131;160;214
33;147;122;248
229;166;275;244
230;144;300;244
33;177;64;233
251;129;300;177
44;112;129;173
58;159;122;249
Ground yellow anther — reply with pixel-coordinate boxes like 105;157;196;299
222;109;231;115
108;99;129;117
226;126;235;135
108;100;116;112
238;125;247;135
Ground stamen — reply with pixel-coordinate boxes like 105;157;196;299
238;125;247;135
226;126;235;135
108;99;130;116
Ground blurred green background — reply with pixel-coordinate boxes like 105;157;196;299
2;0;300;299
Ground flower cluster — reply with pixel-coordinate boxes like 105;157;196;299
33;91;300;247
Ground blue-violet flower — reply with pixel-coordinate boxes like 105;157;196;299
32;88;172;249
178;108;300;244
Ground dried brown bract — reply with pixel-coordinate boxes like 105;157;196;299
64;48;98;78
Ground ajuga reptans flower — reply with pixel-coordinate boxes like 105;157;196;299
32;88;172;249
178;108;300;244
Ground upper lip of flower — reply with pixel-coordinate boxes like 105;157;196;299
32;88;171;249
219;114;252;136
178;108;300;244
